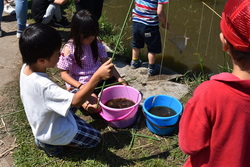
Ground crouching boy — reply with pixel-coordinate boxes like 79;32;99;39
19;23;113;156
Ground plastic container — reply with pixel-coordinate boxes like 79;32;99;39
99;85;142;128
142;95;183;135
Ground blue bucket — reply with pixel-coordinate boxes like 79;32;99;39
142;95;183;135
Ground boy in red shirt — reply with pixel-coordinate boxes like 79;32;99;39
179;0;250;166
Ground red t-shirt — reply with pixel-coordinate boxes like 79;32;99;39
179;72;250;167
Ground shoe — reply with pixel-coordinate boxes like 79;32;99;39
147;64;160;76
130;59;142;69
54;18;70;28
4;4;15;15
8;0;15;6
16;30;23;39
0;29;2;37
35;139;63;157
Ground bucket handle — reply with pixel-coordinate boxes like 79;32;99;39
102;107;136;122
143;111;181;129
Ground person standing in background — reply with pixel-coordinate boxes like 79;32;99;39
0;0;3;37
0;0;16;37
130;0;169;76
31;0;70;28
15;0;28;38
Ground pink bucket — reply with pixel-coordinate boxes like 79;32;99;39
99;85;142;128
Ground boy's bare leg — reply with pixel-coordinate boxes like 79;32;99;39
132;47;140;60
148;52;156;65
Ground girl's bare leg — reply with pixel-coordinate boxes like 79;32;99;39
82;93;101;114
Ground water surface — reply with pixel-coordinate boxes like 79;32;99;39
103;0;228;73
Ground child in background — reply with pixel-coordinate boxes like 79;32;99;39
0;0;3;37
15;0;28;38
31;0;70;28
57;10;127;114
19;23;114;156
178;0;250;166
131;0;169;76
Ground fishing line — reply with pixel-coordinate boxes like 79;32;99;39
202;1;221;18
96;0;135;108
158;1;170;80
196;3;204;52
204;0;216;56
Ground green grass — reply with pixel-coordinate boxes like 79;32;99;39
10;97;188;166
13;119;187;166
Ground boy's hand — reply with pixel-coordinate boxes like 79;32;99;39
95;59;114;80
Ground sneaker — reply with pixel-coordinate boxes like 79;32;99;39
16;24;29;38
147;64;160;76
0;29;2;37
4;4;15;15
130;59;142;69
8;0;15;6
16;30;23;39
35;139;63;157
54;18;70;28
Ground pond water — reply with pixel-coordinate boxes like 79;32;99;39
103;0;229;74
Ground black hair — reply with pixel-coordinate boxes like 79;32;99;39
228;43;250;61
70;9;99;68
19;23;62;65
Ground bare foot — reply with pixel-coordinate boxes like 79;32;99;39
82;101;101;114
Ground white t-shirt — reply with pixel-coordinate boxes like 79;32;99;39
19;64;77;145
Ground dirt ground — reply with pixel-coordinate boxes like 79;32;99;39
0;13;21;167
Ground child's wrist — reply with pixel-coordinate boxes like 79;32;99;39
77;83;83;89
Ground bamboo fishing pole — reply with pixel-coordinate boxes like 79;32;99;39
96;0;135;108
202;1;222;18
95;78;135;90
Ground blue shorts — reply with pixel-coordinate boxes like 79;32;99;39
132;22;162;54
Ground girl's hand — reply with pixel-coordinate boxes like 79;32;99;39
67;87;75;91
118;78;128;86
95;59;114;80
